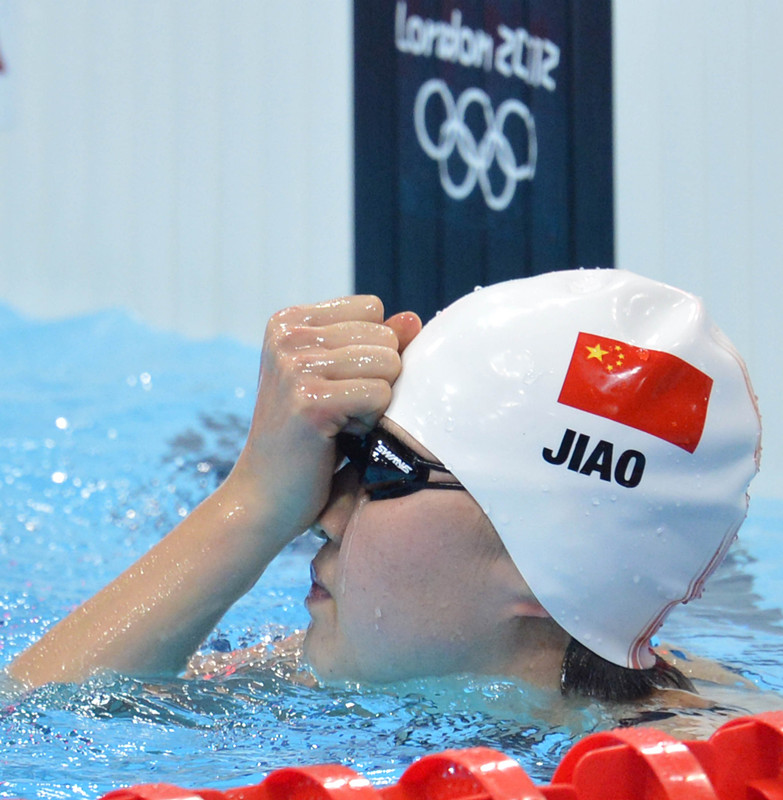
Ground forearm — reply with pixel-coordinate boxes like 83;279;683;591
9;477;295;688
9;295;420;689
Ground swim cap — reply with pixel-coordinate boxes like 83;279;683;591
385;269;761;668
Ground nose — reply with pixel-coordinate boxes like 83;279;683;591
312;464;364;544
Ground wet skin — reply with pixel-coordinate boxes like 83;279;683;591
301;421;561;684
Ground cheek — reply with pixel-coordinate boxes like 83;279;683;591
335;508;416;616
335;499;489;636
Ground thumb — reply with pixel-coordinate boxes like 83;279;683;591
385;311;422;353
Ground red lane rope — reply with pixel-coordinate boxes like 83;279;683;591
18;712;783;800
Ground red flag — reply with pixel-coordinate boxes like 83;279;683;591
557;332;713;453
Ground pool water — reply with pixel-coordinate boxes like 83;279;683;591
1;304;782;799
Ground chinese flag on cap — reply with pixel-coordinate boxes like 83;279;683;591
558;332;713;453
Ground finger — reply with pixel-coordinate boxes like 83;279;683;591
301;345;401;382
273;295;384;329
384;311;422;353
313;320;399;351
298;378;394;437
272;319;399;353
332;379;395;436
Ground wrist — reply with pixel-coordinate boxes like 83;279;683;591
216;461;310;553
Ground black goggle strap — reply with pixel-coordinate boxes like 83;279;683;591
366;479;466;500
336;429;447;477
336;429;466;496
335;431;369;470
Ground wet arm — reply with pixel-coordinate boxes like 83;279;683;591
8;478;289;685
9;297;421;687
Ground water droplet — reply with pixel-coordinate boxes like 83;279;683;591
473;285;483;292
374;607;382;619
633;575;641;584
569;271;604;295
592;497;600;507
522;369;541;385
444;417;455;432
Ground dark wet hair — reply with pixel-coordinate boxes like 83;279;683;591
560;637;695;702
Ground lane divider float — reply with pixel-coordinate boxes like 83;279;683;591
23;711;783;800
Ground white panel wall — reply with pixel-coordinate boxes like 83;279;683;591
1;1;781;492
614;1;783;494
0;0;353;343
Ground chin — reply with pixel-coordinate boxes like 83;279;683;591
301;625;347;681
303;625;429;684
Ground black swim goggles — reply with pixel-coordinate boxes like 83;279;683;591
336;426;467;501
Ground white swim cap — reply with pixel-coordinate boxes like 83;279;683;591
385;269;761;668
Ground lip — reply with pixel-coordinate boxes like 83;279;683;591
306;561;333;605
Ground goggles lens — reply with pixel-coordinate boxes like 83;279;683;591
336;427;466;501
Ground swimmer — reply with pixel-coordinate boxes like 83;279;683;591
8;269;761;705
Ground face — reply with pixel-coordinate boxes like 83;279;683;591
302;420;536;683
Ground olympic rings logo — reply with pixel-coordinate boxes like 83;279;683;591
413;79;537;211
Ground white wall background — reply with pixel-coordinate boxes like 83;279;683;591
0;0;781;493
0;0;353;343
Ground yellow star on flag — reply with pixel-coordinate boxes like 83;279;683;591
585;343;609;362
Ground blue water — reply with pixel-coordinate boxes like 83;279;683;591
1;304;782;799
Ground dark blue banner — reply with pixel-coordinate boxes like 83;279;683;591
354;0;614;321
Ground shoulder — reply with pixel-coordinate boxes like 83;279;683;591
656;644;756;687
184;630;316;685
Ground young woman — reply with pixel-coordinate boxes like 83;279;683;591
9;269;761;702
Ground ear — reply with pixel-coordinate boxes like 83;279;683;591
511;597;551;619
493;545;552;620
